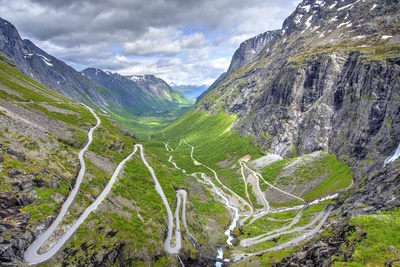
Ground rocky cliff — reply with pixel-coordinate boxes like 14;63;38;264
226;30;279;76
0;18;110;105
196;30;279;102
198;0;400;162
196;0;400;264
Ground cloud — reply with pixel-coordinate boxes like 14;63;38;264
0;0;301;85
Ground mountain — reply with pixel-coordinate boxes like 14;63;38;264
198;0;400;159
0;17;191;133
82;68;188;115
169;0;400;265
0;52;208;266
0;17;110;105
0;52;141;265
226;30;280;76
170;84;208;100
196;30;278;103
1;0;400;266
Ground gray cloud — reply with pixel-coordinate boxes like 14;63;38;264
0;0;301;85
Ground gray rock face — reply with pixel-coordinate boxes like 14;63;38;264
196;30;279;103
0;18;31;74
197;0;400;262
227;30;279;76
198;0;400;163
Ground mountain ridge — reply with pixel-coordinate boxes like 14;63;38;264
81;67;188;115
0;0;399;266
179;0;400;264
0;17;191;132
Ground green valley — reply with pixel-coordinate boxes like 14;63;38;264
1;0;400;266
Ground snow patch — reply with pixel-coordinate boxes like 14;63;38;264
37;54;53;67
130;75;145;82
163;90;172;101
305;15;313;28
329;16;338;23
370;3;377;11
337;21;352;28
353;35;365;39
382;35;393;40
329;1;337;9
23;53;34;59
302;5;311;12
294;14;303;24
311;26;320;32
338;0;359;11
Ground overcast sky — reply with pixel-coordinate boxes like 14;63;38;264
0;0;301;85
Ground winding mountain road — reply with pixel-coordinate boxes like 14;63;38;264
135;144;182;253
24;105;137;265
163;137;338;263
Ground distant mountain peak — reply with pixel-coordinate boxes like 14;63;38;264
0;16;191;118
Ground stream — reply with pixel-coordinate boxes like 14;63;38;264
163;138;337;264
24;120;341;265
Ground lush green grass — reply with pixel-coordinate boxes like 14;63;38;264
261;152;352;202
262;158;294;184
161;109;261;200
302;154;352;201
106;98;193;140
0;53;183;265
190;197;227;216
21;183;70;221
333;208;400;266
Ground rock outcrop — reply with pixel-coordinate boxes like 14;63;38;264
198;0;400;165
196;0;400;264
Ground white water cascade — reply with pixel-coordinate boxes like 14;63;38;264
384;143;400;166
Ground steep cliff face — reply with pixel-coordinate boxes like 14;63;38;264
191;2;400;265
196;30;279;103
226;30;279;76
21;40;113;106
0;20;110;106
0;18;31;74
196;1;400;261
197;0;400;164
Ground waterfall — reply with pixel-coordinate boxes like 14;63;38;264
384;143;400;166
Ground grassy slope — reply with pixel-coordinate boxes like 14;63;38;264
333;208;400;266
4;41;395;265
153;107;355;265
0;53;180;266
